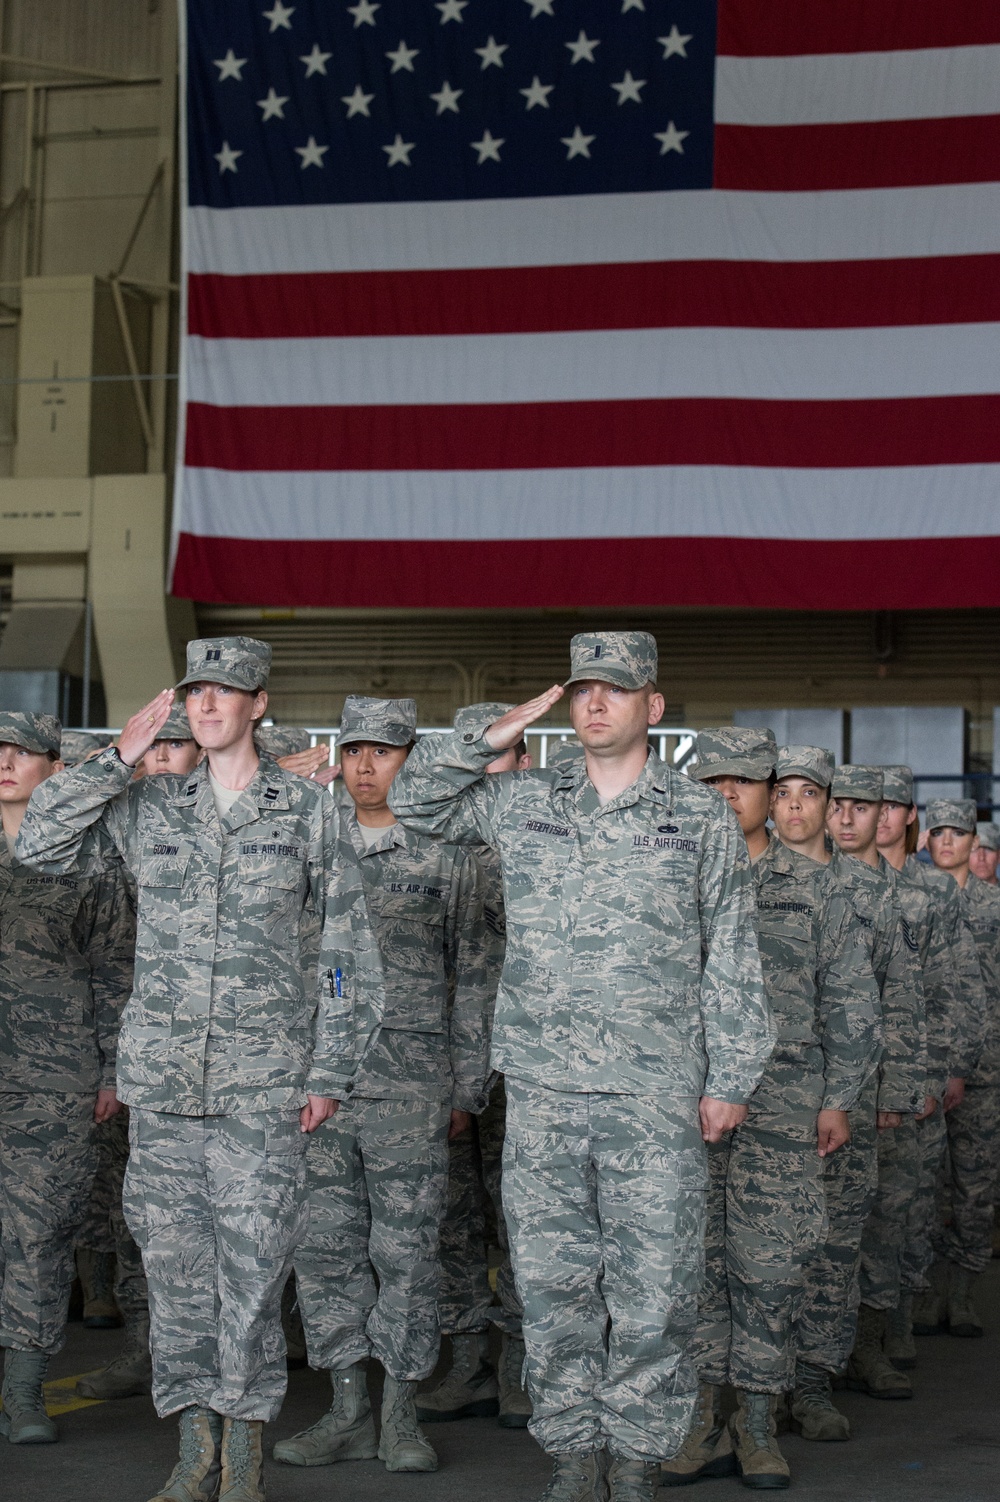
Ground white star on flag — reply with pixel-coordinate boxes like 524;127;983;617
565;31;600;64
654;121;689;154
383;133;415;166
342;84;375;117
215;141;242;173
435;0;468;22
475;36;509;69
471;129;504;164
214;50;247;82
524;0;554;14
262;2;294;33
430;81;463;114
611;71;645;105
561;126;595;159
347;0;379;25
520;76;554;109
658;26;692;60
257;88;289;120
295;136;329;168
300;45;332;76
386;39;420;72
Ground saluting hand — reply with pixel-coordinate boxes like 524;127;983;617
277;744;332;780
485;685;564;753
117;689;176;768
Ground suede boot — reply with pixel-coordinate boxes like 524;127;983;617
77;1310;152;1399
272;1364;376;1466
538;1452;609;1502
378;1374;438;1472
883;1295;916;1370
730;1392;790;1489
219;1418;265;1502
661;1382;736;1485
608;1456;660;1502
911;1260;948;1335
789;1362;849;1442
498;1333;533;1428
845;1304;912;1398
0;1350;56;1445
947;1262;984;1337
147;1407;222;1502
76;1248;121;1329
417;1332;499;1421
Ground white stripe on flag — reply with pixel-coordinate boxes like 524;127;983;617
715;45;1000;126
186;323;1000;408
184;183;1000;276
181;463;1000;542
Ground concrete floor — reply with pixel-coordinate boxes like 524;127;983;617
5;1260;999;1502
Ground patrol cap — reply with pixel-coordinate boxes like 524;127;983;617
775;744;835;788
453;702;514;736
255;723;312;757
831;765;884;801
925;798;977;834
59;729;110;766
0;711;62;757
881;765;914;805
976;821;1000;851
176;636;271;692
689;726;777;782
546;737;585;771
338;695;417;749
153;703;196;743
564;631;658;690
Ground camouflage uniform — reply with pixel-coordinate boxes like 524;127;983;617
15;639;384;1422
59;730;111;767
389;632;773;1461
292;696;490;1383
688;740;881;1395
795;766;926;1375
924;800;1000;1278
436;704;521;1342
255;725;314;758
0;712;134;1357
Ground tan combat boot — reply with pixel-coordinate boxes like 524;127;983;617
77;1310;153;1400
845;1305;912;1399
378;1374;438;1472
661;1382;736;1485
730;1392;790;1489
789;1362;849;1442
911;1260;948;1335
608;1456;660;1502
538;1452;609;1502
219;1418;265;1502
498;1333;533;1428
416;1332;499;1422
883;1295;916;1371
76;1248;121;1329
272;1363;376;1465
147;1407;222;1502
946;1263;984;1338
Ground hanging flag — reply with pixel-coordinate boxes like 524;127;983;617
171;1;1000;609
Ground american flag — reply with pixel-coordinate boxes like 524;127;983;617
171;1;1000;610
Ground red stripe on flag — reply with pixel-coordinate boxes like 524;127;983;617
171;533;1000;611
184;395;1000;473
715;116;1000;191
187;256;1000;339
717;0;1000;56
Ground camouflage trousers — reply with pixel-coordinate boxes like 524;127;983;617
503;1081;706;1461
858;1114;919;1310
0;1091;96;1353
123;1108;307;1421
438;1077;522;1336
76;1107;148;1319
692;1111;826;1394
294;1095;450;1380
795;1079;879;1374
929;1071;1000;1275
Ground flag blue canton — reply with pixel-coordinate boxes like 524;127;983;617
185;0;717;207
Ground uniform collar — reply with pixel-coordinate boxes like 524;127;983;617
577;749;673;815
347;805;409;857
172;753;291;829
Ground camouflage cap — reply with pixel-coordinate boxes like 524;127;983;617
153;702;196;743
254;723;313;757
775;744;835;788
338;694;417;748
689;726;777;782
831;765;884;801
976;821;1000;851
565;630;658;690
881;764;915;805
59;729;110;766
925;797;977;834
546;737;586;771
453;702;514;736
0;711;62;756
176;636;271;692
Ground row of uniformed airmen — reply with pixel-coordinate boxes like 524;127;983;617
0;630;996;1502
